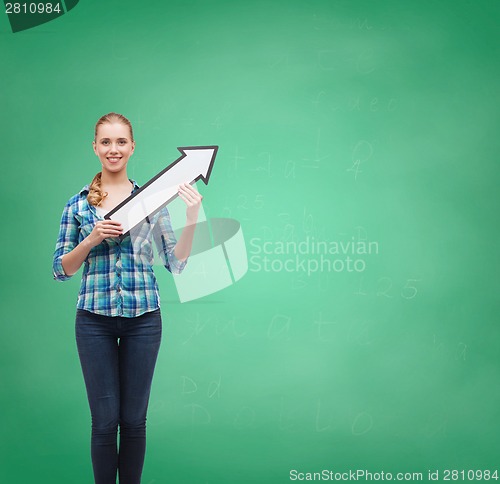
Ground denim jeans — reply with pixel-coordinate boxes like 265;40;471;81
75;308;162;484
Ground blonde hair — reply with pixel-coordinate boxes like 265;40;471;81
88;112;134;207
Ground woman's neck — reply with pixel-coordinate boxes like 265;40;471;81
101;169;130;188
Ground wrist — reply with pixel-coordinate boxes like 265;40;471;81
82;236;95;250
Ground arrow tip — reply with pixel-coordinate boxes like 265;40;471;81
178;145;219;185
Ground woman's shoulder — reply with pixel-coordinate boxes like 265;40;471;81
130;178;140;191
63;185;91;211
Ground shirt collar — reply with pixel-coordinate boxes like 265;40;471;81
79;179;140;195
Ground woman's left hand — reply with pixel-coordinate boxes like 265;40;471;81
177;182;203;223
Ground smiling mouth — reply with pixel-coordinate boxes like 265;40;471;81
107;157;122;162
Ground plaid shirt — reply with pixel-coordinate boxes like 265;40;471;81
52;179;188;317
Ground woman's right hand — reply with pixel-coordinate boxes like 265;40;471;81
86;220;123;247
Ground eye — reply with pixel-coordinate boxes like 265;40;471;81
118;140;127;145
102;140;109;145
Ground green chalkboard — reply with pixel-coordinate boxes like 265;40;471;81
1;0;499;483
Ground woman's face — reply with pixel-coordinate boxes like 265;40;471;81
92;122;135;174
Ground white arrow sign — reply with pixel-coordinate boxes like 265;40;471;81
105;146;218;235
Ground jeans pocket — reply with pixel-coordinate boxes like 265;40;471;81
139;309;162;340
75;309;108;339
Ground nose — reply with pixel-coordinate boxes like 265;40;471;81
109;143;119;153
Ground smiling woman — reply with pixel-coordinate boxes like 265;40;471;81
52;111;203;484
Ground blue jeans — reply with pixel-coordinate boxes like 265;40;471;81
75;308;162;484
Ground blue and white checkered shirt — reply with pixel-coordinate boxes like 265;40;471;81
52;179;188;317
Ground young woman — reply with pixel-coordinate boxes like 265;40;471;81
53;112;200;484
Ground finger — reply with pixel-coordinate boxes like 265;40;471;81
183;183;202;198
177;188;196;204
103;230;123;237
178;182;197;194
181;182;198;194
101;220;123;227
178;184;201;202
177;191;193;205
101;223;123;231
98;225;123;233
95;224;122;233
99;226;123;233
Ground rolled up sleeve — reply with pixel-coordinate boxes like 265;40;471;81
153;206;188;275
53;202;79;281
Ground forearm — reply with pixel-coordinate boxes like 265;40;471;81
173;219;197;262
61;238;93;277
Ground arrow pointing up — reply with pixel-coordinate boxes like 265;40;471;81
106;146;218;235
